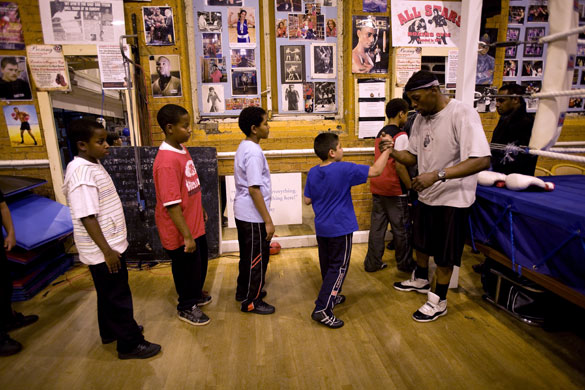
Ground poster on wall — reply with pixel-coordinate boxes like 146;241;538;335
390;1;461;47
281;45;305;83
0;56;32;100
208;0;242;5
143;6;175;46
149;55;182;98
97;44;129;89
395;47;421;87
39;0;125;45
227;7;256;47
363;0;387;13
281;83;303;112
352;15;389;74
311;43;336;79
231;69;258;95
230;48;255;68
198;11;222;32
201;58;227;83
314;81;335;112
26;45;70;92
3;105;42;147
276;18;288;38
0;2;24;50
276;0;301;12
201;84;225;113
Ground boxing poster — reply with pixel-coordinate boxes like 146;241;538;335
26;45;70;92
390;1;461;47
3;105;43;147
0;2;24;50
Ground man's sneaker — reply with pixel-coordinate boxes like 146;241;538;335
311;310;344;329
6;312;39;332
334;294;346;305
118;341;161;360
102;325;144;344
178;305;211;326
365;262;388;273
412;292;447;322
235;290;266;302
393;272;430;294
0;335;22;356
241;300;275;315
195;294;212;307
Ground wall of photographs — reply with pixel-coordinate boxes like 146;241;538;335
193;1;262;116
571;0;585;112
275;0;338;115
503;0;549;112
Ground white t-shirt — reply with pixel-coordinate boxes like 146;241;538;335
233;140;272;223
407;99;491;207
63;157;128;265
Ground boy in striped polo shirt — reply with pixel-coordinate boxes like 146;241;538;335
63;119;161;360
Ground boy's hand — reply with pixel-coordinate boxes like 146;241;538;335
203;208;208;223
4;232;16;252
265;221;275;241
184;237;196;253
104;249;122;274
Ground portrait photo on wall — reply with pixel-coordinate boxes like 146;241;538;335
0;56;32;101
143;6;175;46
198;11;222;32
509;6;525;24
149;55;182;98
522;60;543;77
363;0;387;13
311;43;336;79
3;105;42;147
304;2;321;16
227;7;256;47
203;33;223;58
232;69;257;95
281;83;303;112
503;60;518;77
202;84;225;113
527;5;548;22
276;0;302;12
304;82;314;113
314;81;335;112
230;48;256;68
326;19;337;37
280;45;305;84
352;15;389;74
276;18;288;38
201;58;227;83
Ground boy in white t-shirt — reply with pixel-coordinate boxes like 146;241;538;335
63;119;160;359
233;106;275;315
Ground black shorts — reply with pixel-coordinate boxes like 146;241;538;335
20;121;30;131
412;201;469;267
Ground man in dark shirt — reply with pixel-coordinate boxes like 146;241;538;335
0;57;32;101
491;83;538;176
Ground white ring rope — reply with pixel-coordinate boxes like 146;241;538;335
548;147;585;153
555;141;585;146
528;149;585;163
538;25;585;44
532;89;585;99
490;143;585;164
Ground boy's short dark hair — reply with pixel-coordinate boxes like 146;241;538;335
238;106;266;136
385;98;409;119
68;119;104;156
314;132;339;161
157;104;189;132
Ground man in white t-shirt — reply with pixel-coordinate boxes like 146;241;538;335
389;71;491;322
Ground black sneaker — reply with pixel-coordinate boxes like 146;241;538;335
365;262;388;273
102;325;144;344
118;341;161;360
241;300;275;315
6;312;39;332
0;335;22;356
235;290;266;302
178;306;211;326
195;295;213;307
334;295;346;305
311;310;344;329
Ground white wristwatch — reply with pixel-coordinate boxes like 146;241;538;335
437;169;447;182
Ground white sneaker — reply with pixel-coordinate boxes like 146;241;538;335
393;271;430;294
412;292;447;322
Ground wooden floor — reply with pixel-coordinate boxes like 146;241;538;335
1;244;584;390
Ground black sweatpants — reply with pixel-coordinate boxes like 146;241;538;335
235;219;269;311
0;241;13;337
88;254;144;353
165;234;209;312
314;233;353;315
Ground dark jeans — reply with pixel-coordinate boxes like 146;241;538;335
88;254;144;353
364;195;414;272
0;242;13;336
314;234;352;314
165;235;209;312
235;219;270;310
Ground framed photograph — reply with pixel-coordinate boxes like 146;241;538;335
149;55;182;97
231;69;258;95
294;13;324;40
521;60;543;77
503;60;518;77
305;2;321;16
276;18;288;38
573;69;579;86
314;82;335;112
352;15;389;74
3;104;42;147
568;96;584;110
227;7;256;47
524;43;544;57
311;43;336;79
288;14;301;39
326;19;337;37
143;6;175;46
506;28;520;42
527;5;548;23
230;48;256;68
281;83;303;112
280;45;305;84
0;56;32;100
203;33;222;58
40;0;125;44
505;46;517;59
509;6;525;24
525;27;545;42
202;84;225;113
304;82;314;113
0;2;25;50
201;58;227;83
198;11;222;32
276;0;301;12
